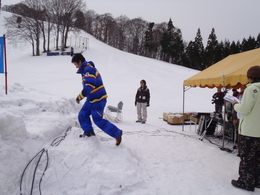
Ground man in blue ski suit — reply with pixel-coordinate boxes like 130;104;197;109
72;54;122;146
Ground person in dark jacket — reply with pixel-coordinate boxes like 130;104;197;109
135;79;150;124
212;88;225;117
72;53;122;146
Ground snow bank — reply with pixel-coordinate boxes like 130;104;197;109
0;84;81;194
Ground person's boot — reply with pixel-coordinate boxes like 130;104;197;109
79;130;96;138
231;180;254;191
255;179;260;188
116;130;123;146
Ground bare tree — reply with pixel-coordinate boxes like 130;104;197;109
92;14;102;40
4;1;48;54
84;10;97;35
5;14;36;55
115;15;129;50
98;13;115;44
49;0;64;50
59;0;86;51
4;1;45;56
22;0;46;56
40;0;54;52
125;18;147;55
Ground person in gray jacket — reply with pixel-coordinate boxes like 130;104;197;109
231;65;260;192
135;80;150;124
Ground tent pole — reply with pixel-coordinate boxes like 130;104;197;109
182;86;185;131
221;101;226;149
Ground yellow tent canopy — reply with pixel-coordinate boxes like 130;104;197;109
182;48;260;134
183;48;260;89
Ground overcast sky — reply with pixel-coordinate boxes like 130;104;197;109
2;0;260;45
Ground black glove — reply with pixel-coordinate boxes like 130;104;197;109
135;101;137;106
147;102;150;107
76;92;84;104
76;97;80;104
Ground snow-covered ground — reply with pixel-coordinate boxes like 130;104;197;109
0;11;258;194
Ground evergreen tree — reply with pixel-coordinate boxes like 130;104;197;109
153;22;167;60
185;41;196;69
222;39;231;58
185;28;204;70
246;36;256;50
241;38;248;52
170;28;184;64
193;28;204;69
204;28;218;68
230;40;240;54
240;36;256;52
215;41;224;63
256;33;260;48
144;22;158;57
159;18;185;64
160;18;174;62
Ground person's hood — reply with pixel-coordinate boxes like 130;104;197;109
247;81;260;89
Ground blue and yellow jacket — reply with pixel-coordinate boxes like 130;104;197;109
77;61;107;103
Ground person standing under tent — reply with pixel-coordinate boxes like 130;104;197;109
212;88;225;118
231;66;260;191
232;88;239;97
135;79;150;124
71;53;122;146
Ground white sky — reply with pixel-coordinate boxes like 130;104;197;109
2;0;260;45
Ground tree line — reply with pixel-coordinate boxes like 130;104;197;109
3;0;260;70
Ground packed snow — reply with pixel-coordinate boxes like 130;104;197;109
0;11;258;195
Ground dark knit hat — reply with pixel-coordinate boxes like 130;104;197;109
247;65;260;79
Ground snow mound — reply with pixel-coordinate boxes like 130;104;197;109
0;112;27;141
41;127;154;195
0;112;29;194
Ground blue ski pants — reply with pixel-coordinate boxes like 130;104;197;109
78;99;121;139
